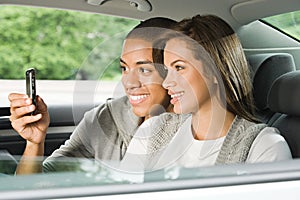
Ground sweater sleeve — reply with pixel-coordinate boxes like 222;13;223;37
43;103;107;172
120;117;156;172
246;127;292;163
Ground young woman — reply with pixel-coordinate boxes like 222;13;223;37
121;15;292;172
8;17;176;174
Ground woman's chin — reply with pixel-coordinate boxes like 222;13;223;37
173;106;184;114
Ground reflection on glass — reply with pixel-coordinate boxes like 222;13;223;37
1;154;300;192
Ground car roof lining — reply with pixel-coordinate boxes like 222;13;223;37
231;0;300;25
1;0;300;30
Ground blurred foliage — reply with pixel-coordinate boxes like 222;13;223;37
1;6;299;80
263;11;300;40
0;6;138;80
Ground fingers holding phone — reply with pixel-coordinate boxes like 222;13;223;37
8;69;50;144
10;68;38;117
9;93;36;119
25;68;48;115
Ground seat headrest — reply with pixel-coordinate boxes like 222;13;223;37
268;71;300;116
248;53;296;110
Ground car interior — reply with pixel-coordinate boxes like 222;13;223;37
1;0;300;199
248;53;296;124
248;53;300;158
268;70;300;158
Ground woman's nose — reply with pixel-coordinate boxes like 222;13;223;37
162;71;176;89
122;70;141;90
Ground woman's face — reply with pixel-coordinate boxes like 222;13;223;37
121;38;170;119
162;38;214;114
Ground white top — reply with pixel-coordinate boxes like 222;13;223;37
121;115;292;173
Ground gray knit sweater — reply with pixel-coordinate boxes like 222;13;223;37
147;113;267;164
43;96;140;172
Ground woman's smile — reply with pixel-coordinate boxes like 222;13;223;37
170;91;184;105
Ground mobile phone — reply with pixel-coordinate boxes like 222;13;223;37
26;68;37;114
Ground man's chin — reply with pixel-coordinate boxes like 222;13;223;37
149;104;167;117
132;108;148;118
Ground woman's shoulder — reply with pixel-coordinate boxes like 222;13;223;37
228;116;292;162
247;125;292;162
234;116;267;132
255;126;286;145
240;117;282;139
226;116;267;141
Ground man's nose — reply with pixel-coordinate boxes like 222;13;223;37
122;70;141;90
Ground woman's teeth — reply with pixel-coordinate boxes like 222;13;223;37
171;92;184;98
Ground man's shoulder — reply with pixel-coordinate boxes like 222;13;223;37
107;95;130;107
91;96;130;114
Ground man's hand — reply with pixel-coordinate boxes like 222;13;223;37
9;93;50;144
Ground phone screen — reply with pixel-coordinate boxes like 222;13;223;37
26;68;37;110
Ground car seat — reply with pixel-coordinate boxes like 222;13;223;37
0;150;17;175
268;70;300;158
247;53;296;124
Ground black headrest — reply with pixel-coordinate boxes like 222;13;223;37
248;53;296;110
268;71;300;116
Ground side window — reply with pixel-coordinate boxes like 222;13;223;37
0;5;138;107
262;11;300;40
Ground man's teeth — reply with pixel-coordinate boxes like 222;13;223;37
171;92;184;98
130;95;149;100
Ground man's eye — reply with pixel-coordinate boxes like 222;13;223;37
139;67;152;73
120;65;128;72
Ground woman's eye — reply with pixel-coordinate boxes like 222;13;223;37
175;65;185;71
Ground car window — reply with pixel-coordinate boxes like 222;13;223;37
0;5;138;107
262;10;300;41
1;4;300;199
1;155;300;199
